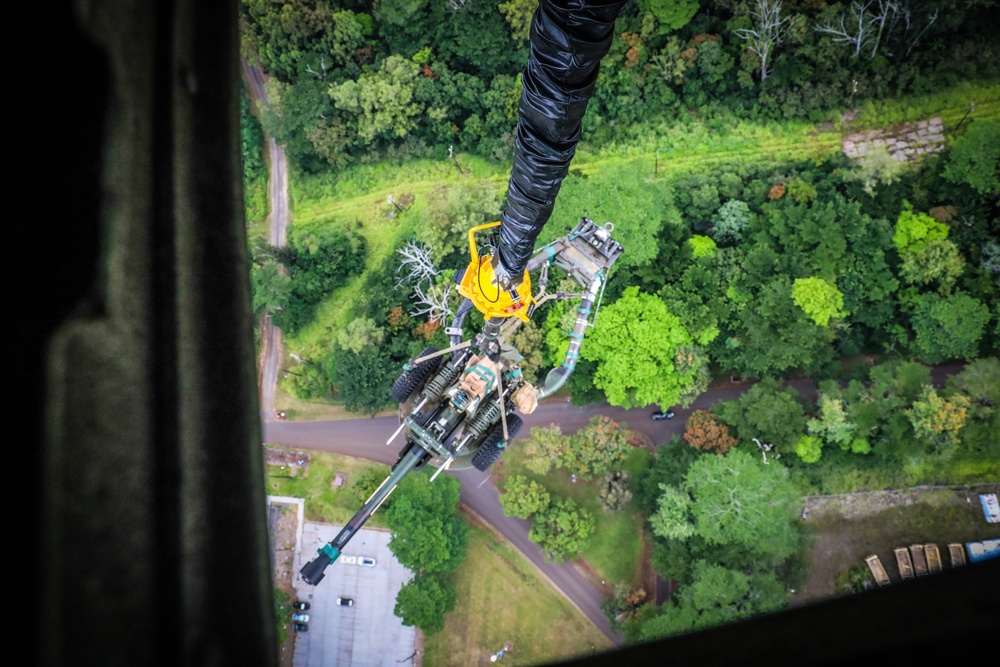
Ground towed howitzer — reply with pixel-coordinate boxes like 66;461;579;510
300;217;623;585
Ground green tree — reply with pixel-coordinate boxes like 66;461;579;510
715;377;807;454
638;0;701;34
250;261;291;317
688;235;717;259
583;287;709;409
711;200;752;243
498;0;535;43
337;317;386;354
522;425;565;476
899;239;965;295
906;387;971;454
529;498;596;562
329;55;425;144
328;345;397;416
791;277;848;327
794;434;823;463
393;573;456;635
893;202;949;255
385;471;468;575
947;357;1000;419
942;119;1000;197
560;415;631;480
684;449;801;560
807;394;856;449
650;484;695;541
499;475;551;519
910;291;991;364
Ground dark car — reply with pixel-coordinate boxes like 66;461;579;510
292;622;308;632
651;410;675;420
292;600;310;611
336;597;354;607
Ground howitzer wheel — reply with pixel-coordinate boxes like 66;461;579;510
472;414;523;471
390;346;441;404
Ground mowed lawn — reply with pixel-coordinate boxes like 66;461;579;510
424;525;614;667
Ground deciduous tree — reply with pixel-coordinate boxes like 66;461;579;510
583;287;708;409
683;410;738;455
684;449;802;560
561;415;631;480
393;573;456;635
529;498;596;562
499;475;551;519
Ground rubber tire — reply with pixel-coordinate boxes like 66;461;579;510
390;346;441;404
471;414;523;472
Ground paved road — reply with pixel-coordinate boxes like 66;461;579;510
242;59;289;421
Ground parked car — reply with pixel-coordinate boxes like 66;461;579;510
292;613;309;623
340;555;357;565
292;600;310;611
292;622;308;632
651;410;675;420
336;597;354;607
358;556;376;567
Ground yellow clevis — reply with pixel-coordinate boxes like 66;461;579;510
457;222;534;322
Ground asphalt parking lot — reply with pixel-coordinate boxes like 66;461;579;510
292;522;416;667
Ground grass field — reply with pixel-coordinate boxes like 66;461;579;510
424;524;614;667
264;448;390;526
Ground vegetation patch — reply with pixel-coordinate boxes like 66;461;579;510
423;525;614;667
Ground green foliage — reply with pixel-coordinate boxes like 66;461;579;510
385;471;468;575
522;425;564;476
711;195;752;242
638;0;701;34
650;484;695;541
906;387;971;455
529;497;596;563
327;344;397;416
337;317;386;354
893;202;949;255
273;228;367;334
909;291;991;364
250;261;291;317
848;144;908;197
546;162;680;269
583;287;708;409
499;475;551;519
715;377;807;453
794;434;823;464
414;180;504;264
942;119;1000;197
688;234;717;258
507;319;545;384
807;394;856;449
684;449;801;560
560;415;630;480
498;0;535;43
791;276;848;327
393;573;456;635
947;357;1000;420
639;561;787;641
899;239;965;295
330;55;425;144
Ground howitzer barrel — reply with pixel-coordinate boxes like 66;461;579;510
299;442;429;585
